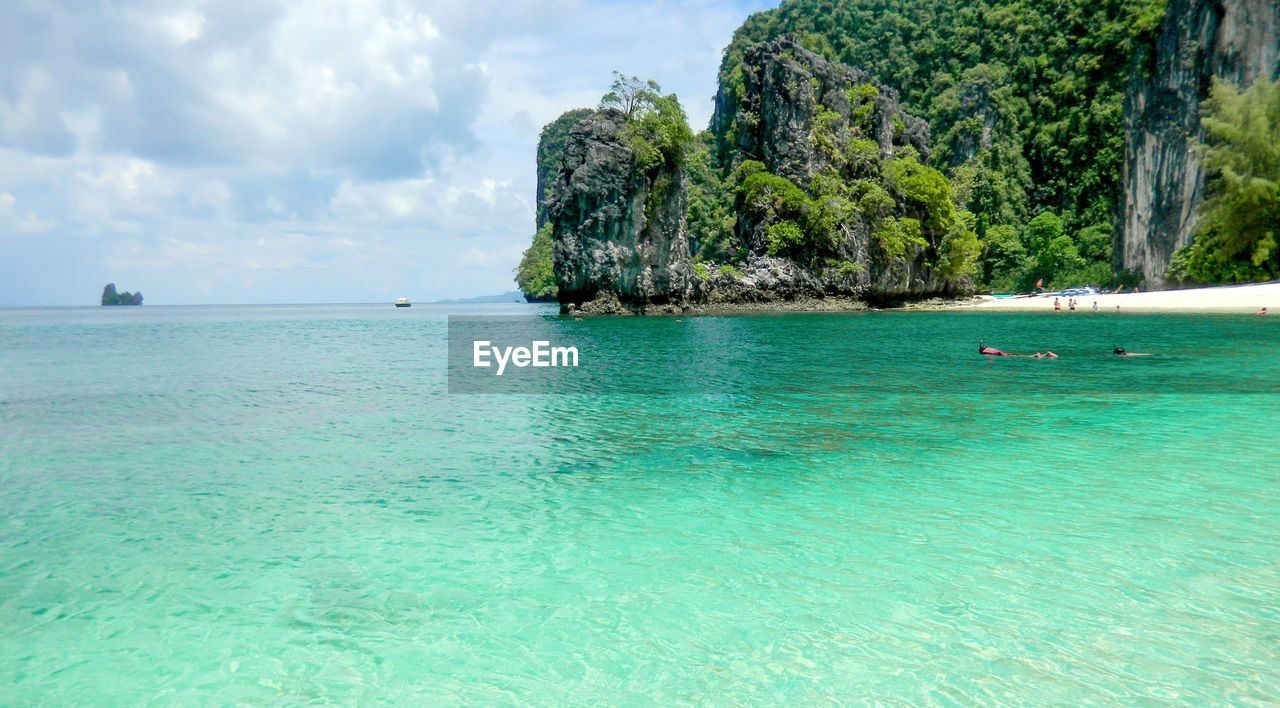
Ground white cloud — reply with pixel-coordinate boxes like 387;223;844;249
152;10;207;44
459;244;524;267
0;0;774;305
328;174;529;235
190;181;232;213
18;213;56;233
69;155;178;232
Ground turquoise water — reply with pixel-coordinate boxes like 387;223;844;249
2;304;1279;704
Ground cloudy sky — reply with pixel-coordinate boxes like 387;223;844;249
0;0;775;305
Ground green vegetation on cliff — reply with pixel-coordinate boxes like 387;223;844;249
600;73;694;174
525;0;1186;298
687;132;738;261
693;35;980;285
515;223;557;301
713;0;1168;290
1167;77;1280;284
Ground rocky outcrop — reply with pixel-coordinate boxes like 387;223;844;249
712;37;964;302
101;283;142;306
713;37;930;183
547;109;702;313
545;38;970;314
1121;0;1280;287
536;108;592;229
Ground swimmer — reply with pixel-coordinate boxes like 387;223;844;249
980;341;1057;358
979;340;1009;356
1113;346;1152;357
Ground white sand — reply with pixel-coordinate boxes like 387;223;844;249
953;281;1280;312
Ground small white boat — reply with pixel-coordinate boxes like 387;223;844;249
394;297;411;308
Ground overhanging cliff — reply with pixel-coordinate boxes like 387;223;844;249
1121;0;1280;287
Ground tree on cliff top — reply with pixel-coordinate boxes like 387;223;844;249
600;73;661;119
601;73;693;173
1170;77;1280;284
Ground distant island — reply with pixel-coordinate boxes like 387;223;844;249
437;290;526;303
101;283;143;306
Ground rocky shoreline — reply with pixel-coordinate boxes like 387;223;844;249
561;293;872;316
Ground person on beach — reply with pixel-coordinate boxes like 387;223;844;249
1069;298;1076;311
1054;298;1061;312
1092;301;1099;312
1258;307;1268;315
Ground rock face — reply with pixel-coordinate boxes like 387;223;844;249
545;38;969;314
547;109;702;313
1122;0;1280;287
714;37;931;181
536;108;592;229
711;37;961;303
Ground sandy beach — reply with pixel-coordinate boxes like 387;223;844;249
948;281;1279;312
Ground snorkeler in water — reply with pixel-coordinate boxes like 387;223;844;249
980;341;1058;358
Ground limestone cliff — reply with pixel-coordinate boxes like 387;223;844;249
547;109;701;314
1122;0;1280;286
545;38;973;314
713;37;931;179
536;108;592;230
709;37;966;303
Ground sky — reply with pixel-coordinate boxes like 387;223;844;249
0;0;776;306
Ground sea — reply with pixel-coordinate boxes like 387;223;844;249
2;303;1278;705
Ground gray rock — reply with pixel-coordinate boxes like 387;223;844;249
1121;0;1280;287
536;108;593;229
717;37;962;302
548;109;702;313
715;37;930;185
547;38;969;315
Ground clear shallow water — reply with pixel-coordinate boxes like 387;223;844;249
2;304;1279;705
